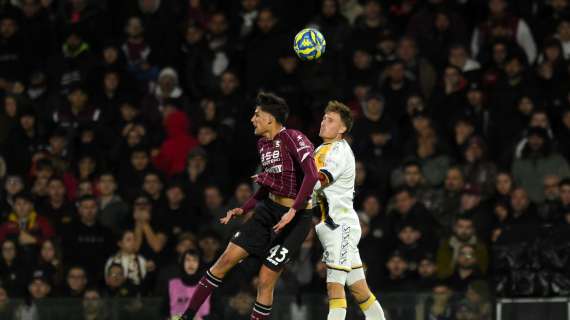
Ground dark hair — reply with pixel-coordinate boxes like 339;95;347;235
325;101;354;134
403;159;421;171
560;178;570;188
256;92;289;124
77;194;96;205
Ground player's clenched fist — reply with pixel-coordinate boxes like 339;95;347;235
220;208;244;224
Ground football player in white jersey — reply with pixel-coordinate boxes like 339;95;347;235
313;101;386;320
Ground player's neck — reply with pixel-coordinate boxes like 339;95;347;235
265;125;284;140
323;136;343;144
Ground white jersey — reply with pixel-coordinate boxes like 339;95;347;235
313;139;363;276
313;139;358;225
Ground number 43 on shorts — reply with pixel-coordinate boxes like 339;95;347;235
267;245;289;266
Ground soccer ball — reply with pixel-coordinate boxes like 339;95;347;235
293;28;326;61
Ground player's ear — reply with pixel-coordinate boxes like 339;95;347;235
339;125;347;135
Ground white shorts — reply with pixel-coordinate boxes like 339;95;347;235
315;220;365;285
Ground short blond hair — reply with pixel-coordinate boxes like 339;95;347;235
325;101;353;134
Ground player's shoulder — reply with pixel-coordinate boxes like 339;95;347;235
280;128;313;146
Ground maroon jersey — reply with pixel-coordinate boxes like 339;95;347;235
255;128;314;198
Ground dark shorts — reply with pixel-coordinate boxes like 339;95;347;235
230;199;313;271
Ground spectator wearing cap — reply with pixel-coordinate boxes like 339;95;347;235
445;243;485;293
417;254;438;291
0;191;54;260
436;216;488;279
394;223;433;272
382;250;415;292
61;195;113;279
512;126;569;203
461;136;497;199
14;269;53;319
96;172;129;236
0;239;28;297
130;194;168;265
152;110;198;177
51;85;101;134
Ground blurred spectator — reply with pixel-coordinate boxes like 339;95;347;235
167;249;210;319
141;171;165;210
0;15;29;84
465;280;492;320
0;283;14;319
61;265;88;298
152;110;197;177
430;167;465;232
537;174;562;223
131;194;167;264
197;230;221;268
35;238;64;288
105;229;148;288
39;176;74;233
79;287;109;320
119;146;153;200
417;254;438;291
395;37;437;100
121;16;159;83
96;172;129;236
424;282;454;320
104;263;137;298
508;187;540;226
394;223;432;272
436;217;489;279
388;187;438;247
445;244;485;292
62;195;113;280
0;175;25;218
461;136;497;199
0;239;28;297
512;126;569;203
381;250;414;292
16;269;53;318
0;191;54;262
471;0;537;63
226;289;255;320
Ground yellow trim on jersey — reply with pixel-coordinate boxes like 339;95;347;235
330;298;347;309
359;294;377;311
326;264;352;272
315;143;333;170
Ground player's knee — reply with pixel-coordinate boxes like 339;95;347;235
349;280;371;303
327;282;346;299
257;269;279;293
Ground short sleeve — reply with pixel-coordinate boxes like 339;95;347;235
283;130;314;163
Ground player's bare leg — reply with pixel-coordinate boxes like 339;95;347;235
181;242;249;319
250;265;283;319
327;282;348;320
349;278;386;320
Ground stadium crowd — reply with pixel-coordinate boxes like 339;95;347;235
0;0;570;319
